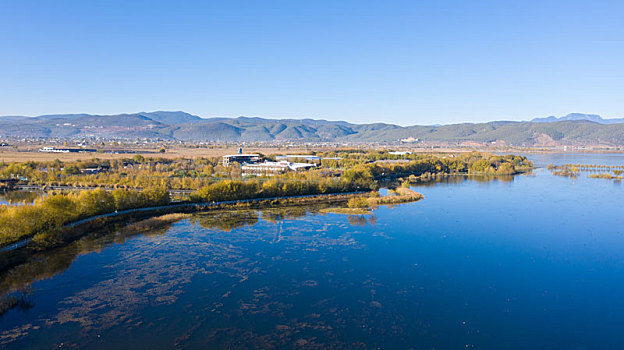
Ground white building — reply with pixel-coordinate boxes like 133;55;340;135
39;147;66;153
222;154;260;166
275;155;321;162
242;161;316;176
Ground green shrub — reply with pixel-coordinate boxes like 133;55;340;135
347;197;369;209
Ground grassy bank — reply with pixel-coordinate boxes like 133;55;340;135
320;187;423;215
370;187;424;206
0;187;170;247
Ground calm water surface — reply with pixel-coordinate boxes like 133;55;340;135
1;154;623;349
0;191;43;206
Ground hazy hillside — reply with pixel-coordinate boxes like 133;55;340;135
532;113;624;124
1;111;623;146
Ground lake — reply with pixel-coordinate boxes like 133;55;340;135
1;154;623;349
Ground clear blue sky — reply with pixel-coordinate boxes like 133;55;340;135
1;0;623;125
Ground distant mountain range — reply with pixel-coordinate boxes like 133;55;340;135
531;113;624;124
1;111;623;146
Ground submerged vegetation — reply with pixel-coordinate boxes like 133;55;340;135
124;213;190;234
0;202;374;318
0;151;531;251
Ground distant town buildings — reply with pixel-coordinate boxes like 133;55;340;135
38;147;96;153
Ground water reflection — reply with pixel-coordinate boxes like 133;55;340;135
348;215;370;226
410;174;516;187
0;221;173;318
0;190;44;205
261;206;313;223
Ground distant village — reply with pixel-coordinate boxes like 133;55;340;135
38;147;97;154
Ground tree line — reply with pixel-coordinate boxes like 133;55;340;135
0;187;170;247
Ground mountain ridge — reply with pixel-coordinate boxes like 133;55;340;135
531;113;624;124
1;111;623;146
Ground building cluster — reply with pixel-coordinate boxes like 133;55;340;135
222;152;318;176
38;147;97;153
221;154;261;167
79;165;109;174
274;155;321;162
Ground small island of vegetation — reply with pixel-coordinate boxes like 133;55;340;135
321;186;424;215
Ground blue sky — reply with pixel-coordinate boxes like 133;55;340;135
1;0;623;125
